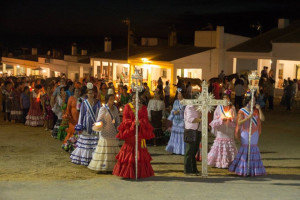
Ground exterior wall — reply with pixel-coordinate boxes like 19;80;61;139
272;43;300;60
224;33;250;49
171;50;219;81
194;31;216;47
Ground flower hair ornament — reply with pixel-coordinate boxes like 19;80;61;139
87;82;93;90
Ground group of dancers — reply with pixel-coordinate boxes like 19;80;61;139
2;76;267;178
68;83;155;178
166;89;266;176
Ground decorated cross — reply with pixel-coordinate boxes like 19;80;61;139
131;68;144;180
181;80;228;177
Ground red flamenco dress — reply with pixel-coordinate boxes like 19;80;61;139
25;90;44;127
113;103;155;179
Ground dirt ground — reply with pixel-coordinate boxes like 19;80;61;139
0;102;299;200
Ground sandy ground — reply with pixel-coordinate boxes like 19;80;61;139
0;103;299;200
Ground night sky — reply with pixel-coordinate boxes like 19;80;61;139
0;0;299;53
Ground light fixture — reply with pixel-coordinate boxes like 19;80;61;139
17;65;20;68
270;60;272;64
42;69;46;73
141;58;149;63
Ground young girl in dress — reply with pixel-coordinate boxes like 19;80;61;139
113;92;155;179
64;86;87;152
165;89;186;155
88;94;120;172
229;92;266;176
208;94;237;168
70;83;101;166
25;84;44;127
42;86;54;131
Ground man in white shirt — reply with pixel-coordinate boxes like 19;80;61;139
184;105;201;175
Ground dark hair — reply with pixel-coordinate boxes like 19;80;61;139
166;81;169;85
105;94;115;103
4;81;12;87
123;85;128;91
23;86;29;91
14;82;20;89
100;83;107;89
80;86;87;96
60;86;67;92
66;81;73;90
35;84;42;89
244;93;257;106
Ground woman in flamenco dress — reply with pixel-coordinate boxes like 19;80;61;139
113;92;155;179
229;92;266;176
25;84;44;127
207;94;237;168
62;87;80;150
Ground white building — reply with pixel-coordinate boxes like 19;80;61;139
91;26;249;94
227;19;300;88
1;44;92;80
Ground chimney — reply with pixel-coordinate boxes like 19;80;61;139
216;26;224;49
32;48;38;55
71;43;77;55
168;31;177;47
104;37;112;52
278;19;289;29
53;49;58;58
81;49;87;56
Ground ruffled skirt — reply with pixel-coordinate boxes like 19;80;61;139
113;142;154;179
70;134;99;166
165;124;185;155
208;138;237;168
25;102;44;127
88;137;120;172
229;144;266;176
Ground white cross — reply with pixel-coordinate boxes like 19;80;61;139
181;80;228;177
131;68;144;180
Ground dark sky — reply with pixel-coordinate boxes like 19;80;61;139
0;0;299;51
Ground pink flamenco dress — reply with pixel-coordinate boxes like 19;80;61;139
207;105;238;168
113;103;155;179
25;90;44;127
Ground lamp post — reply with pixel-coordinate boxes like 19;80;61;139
122;18;130;62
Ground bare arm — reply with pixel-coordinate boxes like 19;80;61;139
237;112;252;126
256;105;265;122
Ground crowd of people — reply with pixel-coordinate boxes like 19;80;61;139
1;70;295;178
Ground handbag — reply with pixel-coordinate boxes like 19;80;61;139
184;123;200;143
